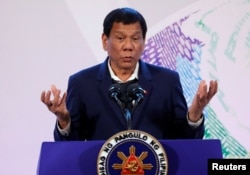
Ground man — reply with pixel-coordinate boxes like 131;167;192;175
41;7;218;141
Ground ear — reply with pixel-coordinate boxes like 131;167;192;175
142;38;146;50
102;33;108;51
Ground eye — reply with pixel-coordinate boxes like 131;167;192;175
133;36;142;41
116;36;124;41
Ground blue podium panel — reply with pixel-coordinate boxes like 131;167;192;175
159;139;222;175
37;139;222;175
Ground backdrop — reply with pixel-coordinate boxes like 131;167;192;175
0;0;249;174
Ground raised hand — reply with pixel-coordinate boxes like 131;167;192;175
41;85;70;128
188;80;218;122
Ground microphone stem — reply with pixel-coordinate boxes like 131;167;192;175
123;108;132;130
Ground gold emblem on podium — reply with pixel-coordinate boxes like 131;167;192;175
97;130;168;175
112;145;153;174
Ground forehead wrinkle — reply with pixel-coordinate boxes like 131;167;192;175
113;30;142;36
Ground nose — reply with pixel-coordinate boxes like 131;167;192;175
123;39;133;51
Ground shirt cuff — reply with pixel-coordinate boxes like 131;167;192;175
57;119;71;136
187;113;203;128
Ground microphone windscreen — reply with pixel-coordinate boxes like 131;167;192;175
127;83;145;99
108;84;122;98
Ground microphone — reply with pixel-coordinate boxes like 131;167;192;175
127;83;145;108
108;84;123;108
109;84;131;129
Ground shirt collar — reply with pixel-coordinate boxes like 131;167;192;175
108;58;139;83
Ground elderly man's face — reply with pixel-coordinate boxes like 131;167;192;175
102;22;145;74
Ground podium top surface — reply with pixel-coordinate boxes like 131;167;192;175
37;139;222;175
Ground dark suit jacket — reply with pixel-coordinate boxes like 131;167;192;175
54;58;204;141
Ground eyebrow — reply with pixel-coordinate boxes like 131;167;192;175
113;31;142;35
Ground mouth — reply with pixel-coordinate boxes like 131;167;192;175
122;56;133;61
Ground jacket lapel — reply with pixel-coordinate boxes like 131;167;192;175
131;60;153;128
97;58;128;128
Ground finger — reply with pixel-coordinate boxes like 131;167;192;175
44;90;52;106
52;89;61;106
51;85;62;106
59;92;67;105
198;80;207;99
40;91;45;103
198;92;206;107
51;84;58;96
207;80;218;100
212;80;218;95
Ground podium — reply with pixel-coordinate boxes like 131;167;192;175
37;139;222;175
